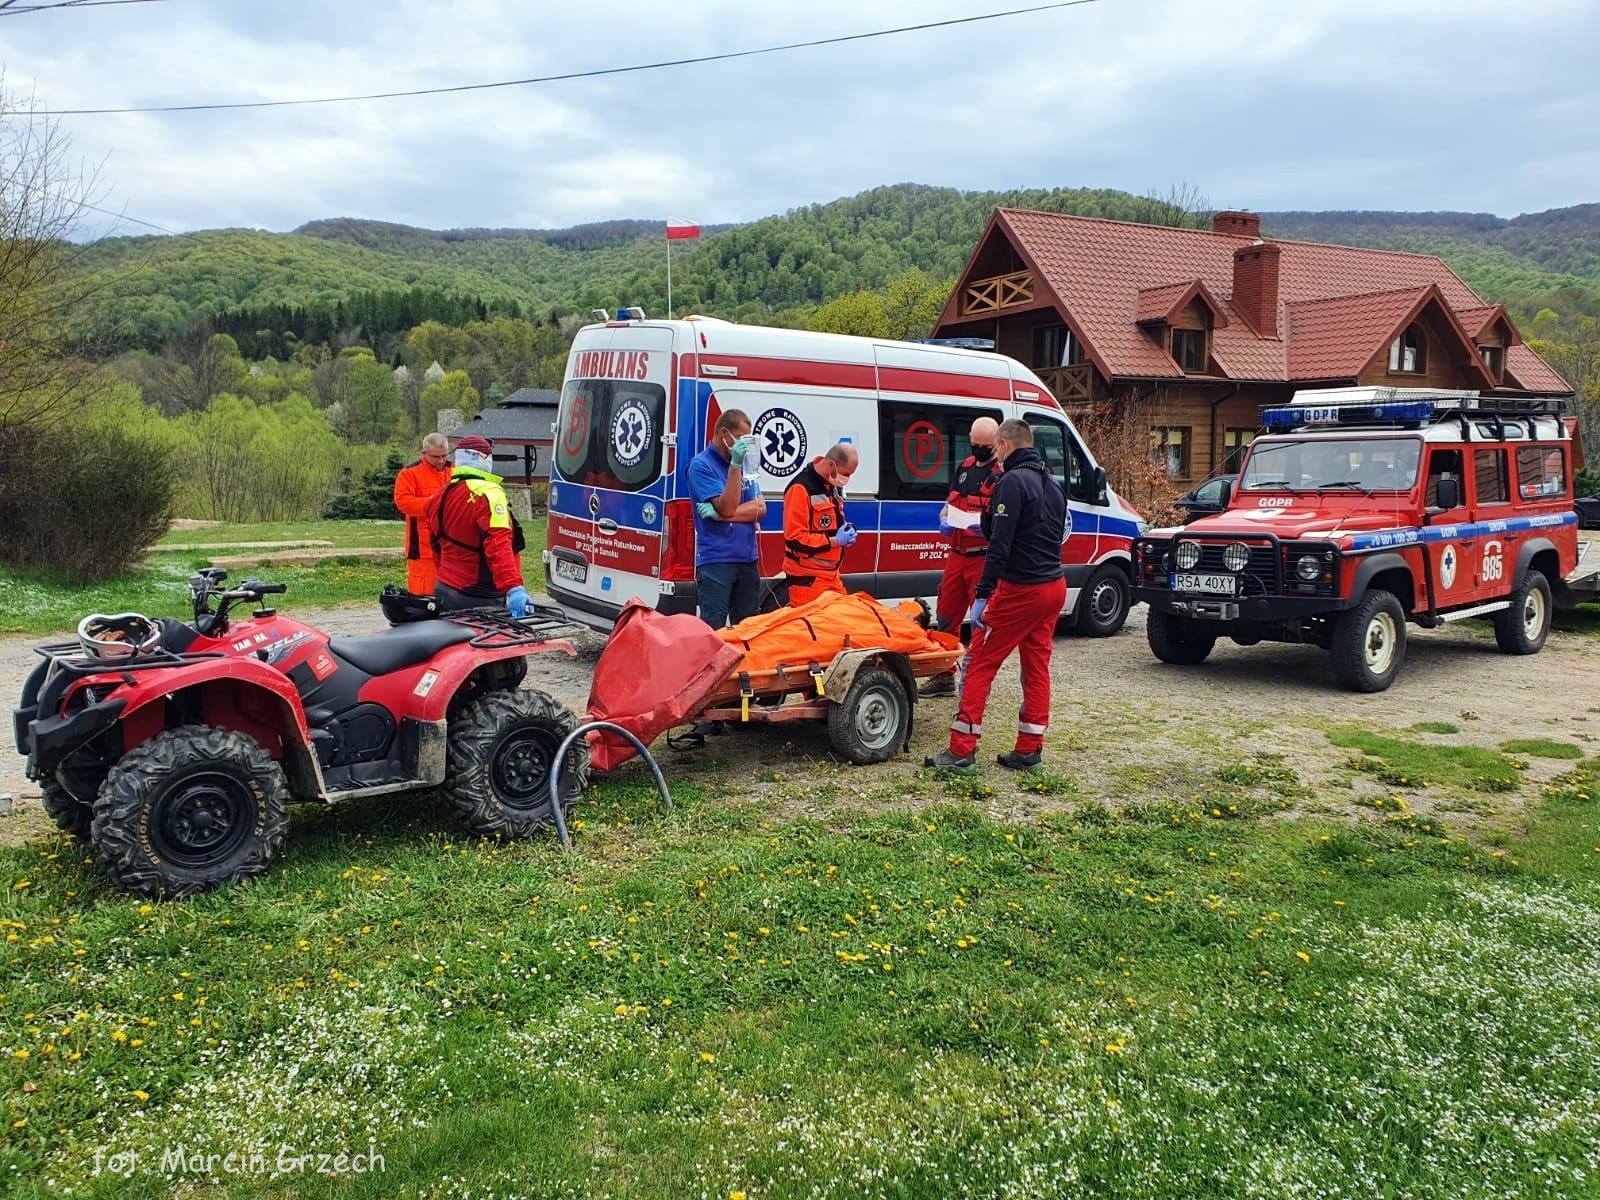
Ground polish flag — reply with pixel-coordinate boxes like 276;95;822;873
666;218;701;240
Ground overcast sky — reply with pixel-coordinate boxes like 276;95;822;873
7;0;1598;236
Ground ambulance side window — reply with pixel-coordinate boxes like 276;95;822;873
1026;417;1091;501
877;402;1004;502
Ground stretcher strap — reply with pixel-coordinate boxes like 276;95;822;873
808;660;825;697
739;671;753;722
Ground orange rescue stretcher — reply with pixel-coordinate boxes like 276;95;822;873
584;592;963;771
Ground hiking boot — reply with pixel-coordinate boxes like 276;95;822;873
917;673;956;698
923;750;977;774
996;750;1043;773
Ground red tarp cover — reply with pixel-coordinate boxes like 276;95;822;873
583;600;744;771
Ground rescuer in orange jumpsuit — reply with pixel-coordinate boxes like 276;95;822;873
393;432;453;595
781;442;859;606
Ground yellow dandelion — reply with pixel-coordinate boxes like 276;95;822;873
1295;951;1311;964
132;1089;149;1102
700;1051;716;1063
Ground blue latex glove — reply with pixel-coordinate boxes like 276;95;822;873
836;524;858;549
938;519;954;536
696;501;719;520
730;434;754;462
969;598;987;630
506;586;531;618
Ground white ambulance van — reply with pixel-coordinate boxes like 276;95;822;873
544;313;1144;634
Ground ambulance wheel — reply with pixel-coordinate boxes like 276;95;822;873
40;777;93;841
829;667;910;765
91;725;290;899
1074;566;1130;637
1331;589;1406;693
1147;611;1217;666
444;688;588;840
1493;570;1551;656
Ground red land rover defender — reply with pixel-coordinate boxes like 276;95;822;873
1133;388;1577;692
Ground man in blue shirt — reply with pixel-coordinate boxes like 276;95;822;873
687;408;766;627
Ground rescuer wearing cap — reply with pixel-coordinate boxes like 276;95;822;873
918;416;1002;697
925;419;1065;774
393;432;453;596
780;442;858;606
426;435;531;616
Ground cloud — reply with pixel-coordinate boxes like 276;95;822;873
2;0;1596;233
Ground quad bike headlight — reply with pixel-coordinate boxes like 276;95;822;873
1296;554;1322;582
1174;541;1202;570
1222;542;1251;573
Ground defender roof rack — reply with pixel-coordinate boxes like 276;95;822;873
1263;387;1567;433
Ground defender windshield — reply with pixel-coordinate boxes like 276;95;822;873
1239;436;1422;492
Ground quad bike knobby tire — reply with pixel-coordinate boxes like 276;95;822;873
41;776;93;841
443;688;589;840
91;724;291;899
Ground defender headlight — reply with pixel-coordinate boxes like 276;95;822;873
1222;542;1251;573
1296;555;1321;582
1174;541;1202;570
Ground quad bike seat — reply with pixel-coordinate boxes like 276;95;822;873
327;620;475;676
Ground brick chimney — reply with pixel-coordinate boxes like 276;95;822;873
1212;210;1261;238
1232;241;1281;337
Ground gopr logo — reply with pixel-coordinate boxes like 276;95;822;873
1439;543;1459;589
609;396;654;469
753;407;807;477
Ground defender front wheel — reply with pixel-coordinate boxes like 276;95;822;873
1331;590;1407;693
92;725;290;899
1147;610;1217;665
1493;570;1551;655
443;689;588;840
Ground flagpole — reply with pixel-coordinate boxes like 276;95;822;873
667;234;673;319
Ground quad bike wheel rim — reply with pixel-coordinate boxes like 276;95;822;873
149;771;255;868
854;683;903;753
1364;610;1398;675
490;724;559;810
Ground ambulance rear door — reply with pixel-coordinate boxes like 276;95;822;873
546;325;675;622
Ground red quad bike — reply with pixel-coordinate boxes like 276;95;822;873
13;570;589;898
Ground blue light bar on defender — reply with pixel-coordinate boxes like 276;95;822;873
1262;399;1439;430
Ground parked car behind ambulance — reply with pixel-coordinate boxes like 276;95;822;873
544;313;1143;634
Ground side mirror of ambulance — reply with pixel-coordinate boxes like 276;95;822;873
1092;465;1109;505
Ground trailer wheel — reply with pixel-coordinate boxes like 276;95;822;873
828;666;910;765
1493;570;1551;655
444;688;588;840
1147;610;1217;665
92;725;290;899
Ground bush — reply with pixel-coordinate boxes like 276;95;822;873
1575;467;1599;498
323;451;407;520
0;410;176;582
172;393;351;522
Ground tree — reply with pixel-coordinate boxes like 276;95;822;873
418;369;480;435
333;358;404;442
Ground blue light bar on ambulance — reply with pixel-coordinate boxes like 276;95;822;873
1262;399;1439;431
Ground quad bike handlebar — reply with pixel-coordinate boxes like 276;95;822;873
189;570;287;636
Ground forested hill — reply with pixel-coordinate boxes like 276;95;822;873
69;183;1600;350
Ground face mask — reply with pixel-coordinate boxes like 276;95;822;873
972;443;994;463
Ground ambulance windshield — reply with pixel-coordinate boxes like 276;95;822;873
554;379;666;493
1239;436;1422;492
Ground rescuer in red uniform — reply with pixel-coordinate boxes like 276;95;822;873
925;419;1065;774
918;416;1002;697
426;435;531;616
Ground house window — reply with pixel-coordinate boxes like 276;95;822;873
1388;324;1427;374
1170;328;1207;373
1473;448;1510;506
1516;445;1566;500
1479;345;1503;377
1222;428;1256;473
1150;426;1191;479
1033;324;1083;369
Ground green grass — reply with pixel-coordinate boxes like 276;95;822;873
1543;756;1600;805
1500;737;1587;761
1327;727;1526;793
3;775;1599;1198
1410;721;1461;735
0;521;548;636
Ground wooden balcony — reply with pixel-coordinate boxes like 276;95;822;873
961;269;1034;316
1037;363;1095;405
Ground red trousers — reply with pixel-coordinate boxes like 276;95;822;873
935;550;987;634
949;576;1065;758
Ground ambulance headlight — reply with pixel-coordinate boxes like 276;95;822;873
1174;541;1201;570
1296;554;1321;582
1222;542;1251;573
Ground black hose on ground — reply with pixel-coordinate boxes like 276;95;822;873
547;721;674;851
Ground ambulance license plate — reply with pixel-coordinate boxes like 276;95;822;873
1172;572;1237;596
553;557;588;585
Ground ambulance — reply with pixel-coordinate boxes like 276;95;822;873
543;312;1144;634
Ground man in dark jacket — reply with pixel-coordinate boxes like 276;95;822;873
926;419;1065;774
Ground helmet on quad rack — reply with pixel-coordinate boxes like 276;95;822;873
380;584;441;625
77;612;162;660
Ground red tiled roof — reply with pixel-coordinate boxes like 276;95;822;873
944;208;1572;394
1454;304;1500;338
1285;287;1431;379
1134;279;1228;327
1505;343;1572;392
